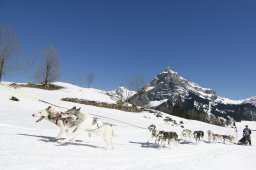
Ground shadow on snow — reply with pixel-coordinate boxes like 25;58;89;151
129;141;160;148
18;133;105;149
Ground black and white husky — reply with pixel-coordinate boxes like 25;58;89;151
147;124;178;148
32;106;77;140
157;131;178;148
57;107;116;149
193;130;204;144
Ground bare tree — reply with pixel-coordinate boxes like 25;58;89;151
0;27;19;82
35;46;61;86
86;72;94;88
124;74;146;91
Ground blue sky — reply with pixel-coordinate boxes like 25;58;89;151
1;0;256;99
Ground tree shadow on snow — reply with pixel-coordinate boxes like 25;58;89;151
129;141;159;148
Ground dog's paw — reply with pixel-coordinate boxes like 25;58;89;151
56;140;65;145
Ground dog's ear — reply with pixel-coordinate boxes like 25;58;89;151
46;106;51;111
72;106;76;110
77;107;81;111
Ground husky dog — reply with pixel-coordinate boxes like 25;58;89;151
207;130;224;143
193;130;204;143
60;106;83;122
147;124;159;145
57;107;115;149
212;134;223;143
157;131;178;148
148;124;156;131
222;135;235;144
181;129;192;141
32;106;77;140
207;130;213;142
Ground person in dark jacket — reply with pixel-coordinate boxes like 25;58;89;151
243;125;252;145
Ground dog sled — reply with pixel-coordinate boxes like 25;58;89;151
237;136;249;145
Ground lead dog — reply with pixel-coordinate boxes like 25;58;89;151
147;124;161;146
32;106;77;140
57;107;116;149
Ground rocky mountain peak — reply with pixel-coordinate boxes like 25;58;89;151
129;67;256;125
108;87;136;102
146;68;217;101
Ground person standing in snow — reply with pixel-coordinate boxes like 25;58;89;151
243;125;252;145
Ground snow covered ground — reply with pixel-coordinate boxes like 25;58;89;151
0;82;256;170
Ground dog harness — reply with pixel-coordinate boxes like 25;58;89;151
48;114;63;125
86;122;111;132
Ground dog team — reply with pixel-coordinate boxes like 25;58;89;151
33;106;236;150
32;106;115;149
147;124;236;148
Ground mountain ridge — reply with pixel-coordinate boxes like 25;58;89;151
128;68;256;125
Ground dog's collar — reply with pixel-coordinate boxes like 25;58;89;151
86;122;106;132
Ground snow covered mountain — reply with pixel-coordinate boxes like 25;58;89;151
107;87;136;102
244;97;256;106
129;68;256;125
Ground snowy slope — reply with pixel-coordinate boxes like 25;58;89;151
2;82;116;104
1;82;256;170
